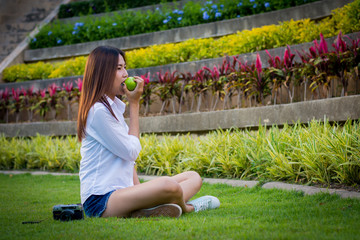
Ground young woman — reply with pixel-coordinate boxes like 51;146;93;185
77;46;220;218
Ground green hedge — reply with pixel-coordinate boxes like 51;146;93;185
58;0;177;18
1;120;359;186
59;0;321;19
31;0;320;49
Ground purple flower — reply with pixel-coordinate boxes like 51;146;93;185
265;2;270;8
250;0;255;2
237;2;243;7
203;11;210;20
215;12;221;18
253;3;257;8
74;22;84;27
163;19;169;24
57;39;62;44
48;31;52;36
177;17;182;21
112;23;117;26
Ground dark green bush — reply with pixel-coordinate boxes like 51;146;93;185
32;0;321;49
58;0;177;18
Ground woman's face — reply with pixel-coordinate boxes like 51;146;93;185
110;54;128;99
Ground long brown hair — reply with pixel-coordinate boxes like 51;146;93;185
77;46;125;141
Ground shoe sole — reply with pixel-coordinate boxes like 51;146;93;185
130;203;182;218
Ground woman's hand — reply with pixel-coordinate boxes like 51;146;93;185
124;76;143;138
124;76;144;105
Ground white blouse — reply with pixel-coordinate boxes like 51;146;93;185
79;96;142;204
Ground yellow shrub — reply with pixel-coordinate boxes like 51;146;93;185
48;56;87;79
331;0;360;34
3;62;53;82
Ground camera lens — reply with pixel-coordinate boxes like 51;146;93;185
60;210;73;221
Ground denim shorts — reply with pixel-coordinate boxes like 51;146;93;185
83;190;115;217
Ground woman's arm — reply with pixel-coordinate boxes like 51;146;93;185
126;76;144;139
128;103;140;138
127;76;144;185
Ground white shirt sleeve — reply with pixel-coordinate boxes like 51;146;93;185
88;106;141;162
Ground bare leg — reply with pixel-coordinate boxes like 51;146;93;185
102;171;202;218
170;171;202;202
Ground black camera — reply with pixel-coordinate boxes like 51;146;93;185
53;204;84;221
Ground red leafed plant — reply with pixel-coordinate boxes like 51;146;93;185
61;81;74;120
48;83;62;120
20;86;36;122
328;31;358;96
266;46;297;103
34;88;50;120
203;59;236;110
247;53;271;104
0;88;10;123
10;88;23;123
140;73;154;116
155;70;181;114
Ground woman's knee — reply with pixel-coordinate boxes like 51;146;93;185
187;171;203;188
159;177;183;198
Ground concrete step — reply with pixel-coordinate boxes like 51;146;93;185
0;0;65;63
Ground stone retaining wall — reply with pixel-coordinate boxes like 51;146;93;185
1;95;358;137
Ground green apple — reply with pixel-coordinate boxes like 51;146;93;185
124;77;137;91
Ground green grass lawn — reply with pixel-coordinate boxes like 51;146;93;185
1;174;359;240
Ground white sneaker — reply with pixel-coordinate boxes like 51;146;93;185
130;203;182;218
187;195;220;212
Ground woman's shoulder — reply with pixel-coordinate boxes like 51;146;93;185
87;103;106;122
93;102;109;114
91;102;117;121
